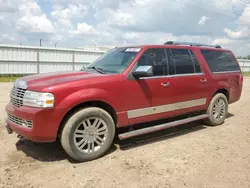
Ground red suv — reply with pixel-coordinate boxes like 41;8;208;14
5;41;243;162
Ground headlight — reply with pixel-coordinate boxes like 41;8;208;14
23;91;55;108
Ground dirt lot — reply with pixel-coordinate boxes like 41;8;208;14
0;81;250;188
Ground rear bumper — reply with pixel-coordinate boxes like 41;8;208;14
5;102;67;142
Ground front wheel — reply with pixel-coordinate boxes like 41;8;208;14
205;93;228;126
60;107;115;162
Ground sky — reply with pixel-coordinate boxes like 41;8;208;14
0;0;250;56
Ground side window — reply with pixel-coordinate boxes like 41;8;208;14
189;50;202;73
170;49;195;74
137;48;168;76
200;50;240;72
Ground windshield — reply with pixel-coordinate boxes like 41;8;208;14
85;47;141;74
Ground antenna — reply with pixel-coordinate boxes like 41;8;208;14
164;41;222;48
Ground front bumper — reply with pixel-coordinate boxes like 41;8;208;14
5;102;67;142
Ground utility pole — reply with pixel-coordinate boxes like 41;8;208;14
40;39;42;46
55;42;57;48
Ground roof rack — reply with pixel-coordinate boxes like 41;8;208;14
164;41;222;48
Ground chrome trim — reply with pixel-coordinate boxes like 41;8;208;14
161;82;170;87
127;98;207;119
7;113;33;129
135;65;152;72
139;75;174;79
10;95;24;101
174;73;204;77
10;98;23;108
213;70;241;74
10;87;26;107
164;41;221;48
139;73;204;80
14;79;28;89
119;114;209;139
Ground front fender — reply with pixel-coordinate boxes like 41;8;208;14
57;88;119;111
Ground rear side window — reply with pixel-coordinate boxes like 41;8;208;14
200;50;240;72
170;49;195;74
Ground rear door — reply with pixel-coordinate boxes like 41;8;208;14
167;48;212;115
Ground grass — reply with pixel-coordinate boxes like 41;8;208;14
0;76;22;82
242;72;250;77
0;72;250;82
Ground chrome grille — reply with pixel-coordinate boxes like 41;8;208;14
7;113;33;129
10;87;26;107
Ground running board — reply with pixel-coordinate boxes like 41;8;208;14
118;114;208;140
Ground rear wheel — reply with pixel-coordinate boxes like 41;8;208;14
205;93;228;126
60;107;115;162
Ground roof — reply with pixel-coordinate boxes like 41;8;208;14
114;45;226;52
114;41;224;50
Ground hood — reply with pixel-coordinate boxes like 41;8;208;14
15;71;105;90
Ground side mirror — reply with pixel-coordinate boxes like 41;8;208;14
132;65;153;78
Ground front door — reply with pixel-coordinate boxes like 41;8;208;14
124;47;176;125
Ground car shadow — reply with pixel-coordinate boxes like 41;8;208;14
15;138;68;162
115;112;235;151
226;112;234;119
15;136;118;163
15;112;234;163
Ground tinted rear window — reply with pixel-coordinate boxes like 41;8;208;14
200;50;240;72
171;49;195;74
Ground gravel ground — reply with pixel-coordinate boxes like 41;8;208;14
0;80;250;188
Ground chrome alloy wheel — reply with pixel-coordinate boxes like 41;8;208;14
73;117;108;154
212;98;226;121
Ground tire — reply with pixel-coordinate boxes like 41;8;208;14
205;93;228;126
60;107;115;162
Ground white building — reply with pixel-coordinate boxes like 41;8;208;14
0;44;106;75
76;45;115;52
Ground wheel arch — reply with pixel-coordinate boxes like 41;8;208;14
205;88;229;126
57;100;118;139
213;88;229;101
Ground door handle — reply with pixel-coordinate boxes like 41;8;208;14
200;78;207;83
161;82;170;87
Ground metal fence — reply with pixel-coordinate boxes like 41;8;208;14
0;45;105;75
237;59;250;72
0;45;250;75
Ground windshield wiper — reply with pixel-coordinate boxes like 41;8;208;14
87;66;106;74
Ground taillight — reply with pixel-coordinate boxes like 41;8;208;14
239;74;243;84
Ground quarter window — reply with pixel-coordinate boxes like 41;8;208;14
137;48;169;76
200;50;240;72
170;49;195;74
